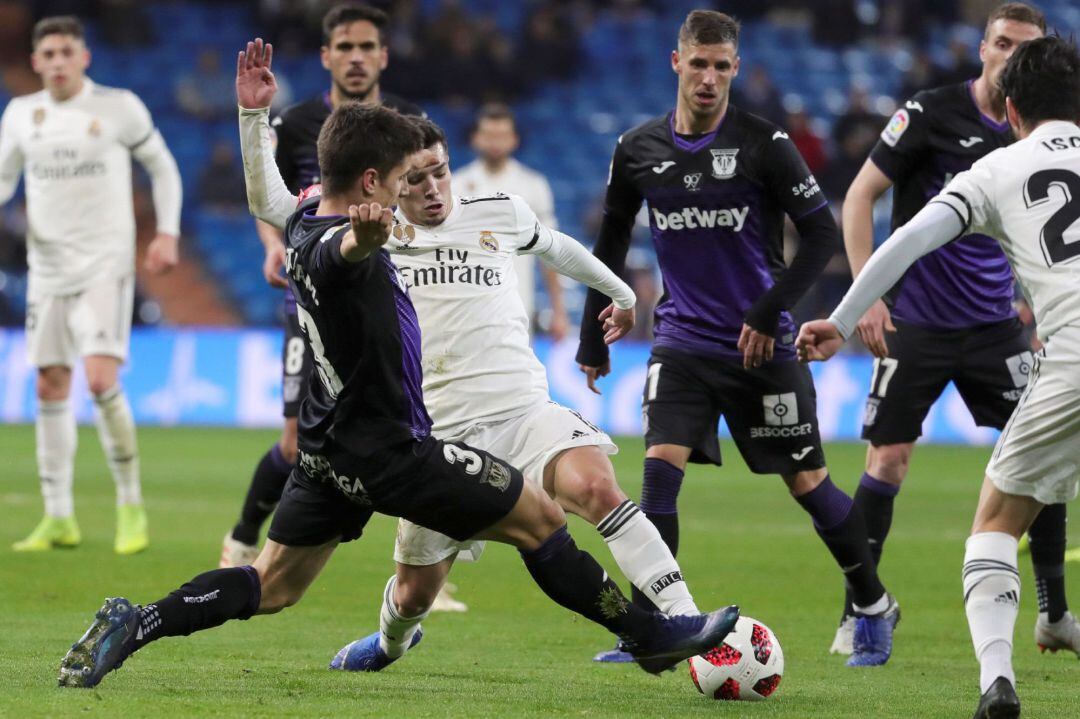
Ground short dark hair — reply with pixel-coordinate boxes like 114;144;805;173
32;15;84;48
999;35;1080;126
469;103;517;137
678;10;739;48
412;116;448;150
317;103;422;196
322;3;388;45
985;2;1046;38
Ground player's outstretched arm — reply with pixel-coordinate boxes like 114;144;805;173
236;38;298;230
530;225;636;344
828;200;965;340
340;203;393;262
843;159;897;357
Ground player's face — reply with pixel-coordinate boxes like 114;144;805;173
980;19;1043;95
321;21;388;101
31;34;90;100
471;118;518;164
672;42;739;118
401;144;452;226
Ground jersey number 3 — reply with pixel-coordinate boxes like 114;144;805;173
1025;169;1080;267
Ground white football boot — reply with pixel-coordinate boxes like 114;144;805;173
430;582;468;613
829;614;856;655
219;532;260;568
1035;611;1080;657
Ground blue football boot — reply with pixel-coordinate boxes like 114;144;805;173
625;605;740;675
847;594;901;667
330;628;423;672
58;597;140;688
593;640;634;663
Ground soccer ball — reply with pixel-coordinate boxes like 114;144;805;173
687;616;784;701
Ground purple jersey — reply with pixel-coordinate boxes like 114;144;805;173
869;81;1016;328
285;196;431;457
578;107;828;364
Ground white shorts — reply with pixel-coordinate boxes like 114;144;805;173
25;276;134;368
394;401;616;566
986;329;1080;506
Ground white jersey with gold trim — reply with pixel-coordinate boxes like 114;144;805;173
934;121;1080;343
0;78;181;297
389;193;553;435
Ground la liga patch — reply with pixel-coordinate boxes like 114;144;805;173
880;109;910;147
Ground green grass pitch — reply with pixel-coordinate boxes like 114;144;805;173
2;426;1078;718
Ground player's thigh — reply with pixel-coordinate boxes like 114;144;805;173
985;348;1080;507
395;516;482;566
281;309;313;420
368;437;527;544
266;466;373;549
720;359;826;475
70;275;134;364
971;475;1044;538
861;320;955;446
476;401;617;493
36;364;73;401
26;293;77;372
253;537;338;614
642;347;724;466
473;478;566;550
955;318;1034;430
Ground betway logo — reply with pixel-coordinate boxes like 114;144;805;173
651;206;749;232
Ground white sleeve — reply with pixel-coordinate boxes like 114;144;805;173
132;132;182;237
0;103;24;205
535;229;636;310
829;201;966;338
238;106;298;229
931;158;999;237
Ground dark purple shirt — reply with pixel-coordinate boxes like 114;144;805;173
869;81;1016;328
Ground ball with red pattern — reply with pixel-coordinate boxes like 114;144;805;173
686;616;784;701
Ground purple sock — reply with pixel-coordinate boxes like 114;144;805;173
859;472;899;498
795;475;853;531
640;458;684;515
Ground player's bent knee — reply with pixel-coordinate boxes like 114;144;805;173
36;366;71;401
867;443;912;484
564;471;625;523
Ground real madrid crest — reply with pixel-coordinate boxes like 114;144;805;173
88;119;101;137
710;148;739;180
33;107;46;125
392;223;417;247
479;230;499;252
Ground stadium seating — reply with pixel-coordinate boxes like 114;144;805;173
10;0;1070;326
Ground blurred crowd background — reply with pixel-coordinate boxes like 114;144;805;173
0;0;1076;342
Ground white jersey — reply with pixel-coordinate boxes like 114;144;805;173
0;78;181;297
934;121;1080;343
452;158;558;317
389;193;554;434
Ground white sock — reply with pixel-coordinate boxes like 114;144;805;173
379;575;427;659
36;398;77;518
92;385;141;506
963;532;1020;694
853;593;890;616
597;499;699;616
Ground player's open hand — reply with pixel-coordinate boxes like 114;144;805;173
737;323;774;369
600;304;634;345
263;242;288;289
145;233;179;275
579;362;611;395
796;320;844;362
342;203;394;260
236;38;276;110
855;299;896;358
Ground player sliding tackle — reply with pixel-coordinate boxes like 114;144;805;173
56;42;739;691
236;37;708;672
798;36;1080;719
